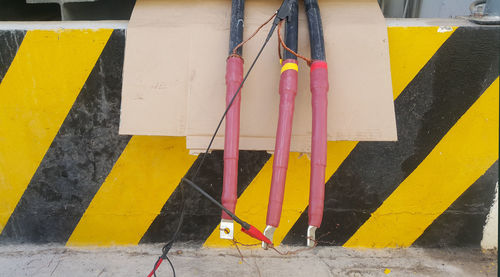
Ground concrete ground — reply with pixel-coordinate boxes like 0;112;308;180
0;244;496;277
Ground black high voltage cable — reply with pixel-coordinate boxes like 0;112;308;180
229;0;245;57
282;0;299;61
147;1;294;276
304;0;326;61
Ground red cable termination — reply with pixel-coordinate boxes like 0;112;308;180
266;59;298;229
308;60;329;229
221;56;244;220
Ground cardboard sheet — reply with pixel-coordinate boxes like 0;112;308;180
120;0;397;152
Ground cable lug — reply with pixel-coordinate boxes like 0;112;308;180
262;225;276;249
307;225;317;247
220;219;234;240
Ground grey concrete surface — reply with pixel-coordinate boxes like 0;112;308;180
0;244;496;277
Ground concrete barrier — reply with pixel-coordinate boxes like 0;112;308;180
0;20;497;248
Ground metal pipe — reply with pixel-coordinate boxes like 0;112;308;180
486;0;500;16
402;0;410;18
469;0;500;24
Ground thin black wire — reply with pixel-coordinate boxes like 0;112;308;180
149;17;283;277
152;256;175;277
152;257;161;277
150;169;186;277
191;17;280;179
181;178;249;229
164;257;175;277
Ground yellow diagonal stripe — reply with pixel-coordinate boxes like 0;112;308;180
388;26;456;99
204;141;358;247
0;29;112;233
67;136;196;246
344;78;499;248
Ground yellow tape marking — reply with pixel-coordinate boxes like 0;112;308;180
388;26;456;99
280;62;298;74
204;141;358;247
0;29;112;233
67;136;196;246
344;78;499;248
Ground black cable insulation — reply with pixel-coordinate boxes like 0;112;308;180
304;0;326;61
283;0;298;60
229;0;245;56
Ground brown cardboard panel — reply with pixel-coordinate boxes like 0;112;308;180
119;0;397;152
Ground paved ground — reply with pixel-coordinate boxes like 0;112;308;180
0;244;496;276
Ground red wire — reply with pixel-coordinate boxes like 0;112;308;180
147;258;163;277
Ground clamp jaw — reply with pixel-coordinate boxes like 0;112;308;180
275;0;294;23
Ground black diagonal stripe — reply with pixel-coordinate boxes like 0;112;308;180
140;150;271;244
413;161;498;248
0;29;131;243
283;26;500;246
0;30;26;83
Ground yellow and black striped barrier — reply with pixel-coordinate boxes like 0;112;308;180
0;25;498;248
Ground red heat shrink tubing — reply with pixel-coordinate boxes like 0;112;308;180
308;60;329;228
221;56;244;219
266;59;299;228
